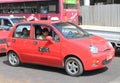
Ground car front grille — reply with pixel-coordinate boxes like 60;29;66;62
102;59;112;65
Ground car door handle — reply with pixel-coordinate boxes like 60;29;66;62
33;41;38;45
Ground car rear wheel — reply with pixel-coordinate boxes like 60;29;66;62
65;57;84;76
8;51;20;66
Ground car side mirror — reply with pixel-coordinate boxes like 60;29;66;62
46;36;54;43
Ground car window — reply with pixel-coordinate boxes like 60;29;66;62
0;19;12;30
3;19;11;26
13;24;31;38
52;31;60;42
34;24;60;41
52;22;89;39
0;19;2;30
10;18;26;24
0;18;2;25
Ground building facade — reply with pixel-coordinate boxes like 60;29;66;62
81;0;120;6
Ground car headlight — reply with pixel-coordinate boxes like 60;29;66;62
89;45;98;54
0;39;6;44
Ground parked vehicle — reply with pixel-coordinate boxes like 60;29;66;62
0;15;26;54
0;15;26;30
7;21;115;76
84;28;120;54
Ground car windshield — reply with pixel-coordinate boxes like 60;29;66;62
52;22;90;39
10;18;26;24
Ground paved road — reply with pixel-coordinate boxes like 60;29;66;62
0;54;120;83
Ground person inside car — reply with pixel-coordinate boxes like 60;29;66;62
37;28;49;40
21;28;29;38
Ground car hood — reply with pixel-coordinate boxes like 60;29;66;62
70;35;110;52
0;30;9;39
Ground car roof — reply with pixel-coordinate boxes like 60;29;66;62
16;20;62;25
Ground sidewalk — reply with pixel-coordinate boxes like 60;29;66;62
79;25;120;32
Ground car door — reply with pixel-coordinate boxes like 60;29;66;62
12;24;34;62
29;24;62;67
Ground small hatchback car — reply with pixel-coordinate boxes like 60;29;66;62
7;21;115;76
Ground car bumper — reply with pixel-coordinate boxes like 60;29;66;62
84;48;115;71
0;44;7;53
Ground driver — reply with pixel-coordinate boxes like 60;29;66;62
37;28;49;40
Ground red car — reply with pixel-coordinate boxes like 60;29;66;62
7;21;115;76
0;30;9;53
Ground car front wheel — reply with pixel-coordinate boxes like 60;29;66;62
8;51;20;66
65;57;84;76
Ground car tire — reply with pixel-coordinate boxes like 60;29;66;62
65;57;84;76
8;51;20;66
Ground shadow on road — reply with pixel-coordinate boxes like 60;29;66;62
3;59;109;77
82;67;108;76
22;63;109;76
3;60;67;75
21;63;66;75
0;53;6;57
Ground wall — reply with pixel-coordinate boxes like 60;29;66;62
80;4;120;27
